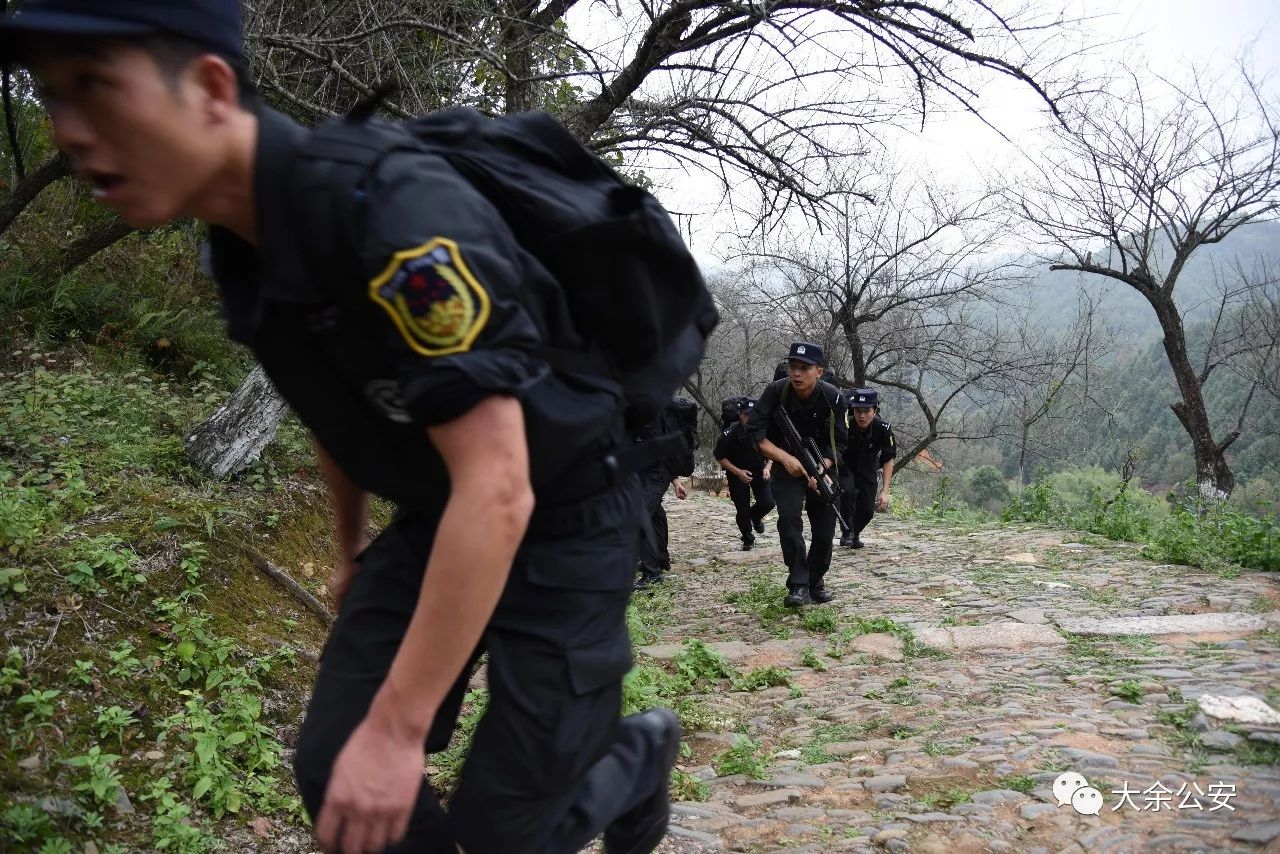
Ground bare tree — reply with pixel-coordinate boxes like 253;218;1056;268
723;170;1046;468
992;292;1109;485
1012;64;1280;500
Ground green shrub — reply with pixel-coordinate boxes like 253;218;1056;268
1005;469;1278;572
712;735;769;779
963;465;1011;511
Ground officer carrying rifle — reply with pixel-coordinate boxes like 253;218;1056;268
746;343;848;607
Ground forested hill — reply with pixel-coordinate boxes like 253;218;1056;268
1016;219;1280;346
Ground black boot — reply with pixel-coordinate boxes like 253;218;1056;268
810;584;834;604
851;537;865;549
752;517;766;534
634;570;664;591
839;532;855;548
603;708;682;854
741;534;755;551
784;585;812;607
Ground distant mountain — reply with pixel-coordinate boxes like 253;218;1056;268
1014;219;1280;344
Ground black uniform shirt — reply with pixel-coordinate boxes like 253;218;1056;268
844;415;896;481
714;422;764;471
745;378;848;464
206;108;578;509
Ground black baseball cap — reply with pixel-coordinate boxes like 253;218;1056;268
0;1;244;63
787;341;824;366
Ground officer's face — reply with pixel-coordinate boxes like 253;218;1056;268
852;407;875;429
787;359;822;394
30;39;238;227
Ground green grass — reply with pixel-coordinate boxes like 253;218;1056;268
0;353;331;851
798;718;889;764
1110;681;1144;703
1000;775;1036;793
732;666;793;692
713;736;769;779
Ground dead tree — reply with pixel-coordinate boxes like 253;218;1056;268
1013;64;1280;500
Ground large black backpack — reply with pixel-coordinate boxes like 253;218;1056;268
290;108;718;437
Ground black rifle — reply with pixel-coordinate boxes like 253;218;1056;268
775;405;852;535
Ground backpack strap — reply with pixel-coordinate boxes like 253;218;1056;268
779;380;839;475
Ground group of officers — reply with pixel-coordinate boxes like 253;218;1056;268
637;342;896;607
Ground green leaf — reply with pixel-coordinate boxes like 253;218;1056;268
224;730;247;746
175;641;197;662
192;776;213;799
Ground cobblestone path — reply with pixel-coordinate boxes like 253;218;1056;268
637;491;1280;854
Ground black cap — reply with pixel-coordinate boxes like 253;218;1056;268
787;341;824;366
848;387;879;408
0;1;244;63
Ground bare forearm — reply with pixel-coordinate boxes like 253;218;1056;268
757;438;795;468
369;481;531;739
718;458;742;477
313;438;368;563
881;461;894;493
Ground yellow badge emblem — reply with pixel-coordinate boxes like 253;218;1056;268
368;237;491;356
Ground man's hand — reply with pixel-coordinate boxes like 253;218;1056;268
314;711;426;853
877;492;890;512
327;558;359;611
735;468;754;485
673;478;688;500
781;455;807;480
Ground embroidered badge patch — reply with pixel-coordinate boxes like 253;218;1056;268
368;237;491;356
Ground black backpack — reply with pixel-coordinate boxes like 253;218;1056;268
288;108;718;486
665;396;698;477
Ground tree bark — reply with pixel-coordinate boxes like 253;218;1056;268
1150;293;1234;500
0;153;69;238
186;365;290;478
55;218;135;277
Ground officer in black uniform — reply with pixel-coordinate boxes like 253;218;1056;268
746;343;848;607
1;5;680;853
714;398;774;550
839;388;896;548
633;407;689;590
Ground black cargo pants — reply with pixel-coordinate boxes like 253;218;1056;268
636;466;672;575
839;473;877;539
771;473;836;590
293;482;669;853
726;468;774;539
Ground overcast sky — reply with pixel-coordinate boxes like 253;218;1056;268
598;0;1280;266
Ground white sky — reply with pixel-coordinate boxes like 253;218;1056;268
575;0;1280;266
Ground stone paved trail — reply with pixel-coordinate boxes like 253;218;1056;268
634;492;1280;854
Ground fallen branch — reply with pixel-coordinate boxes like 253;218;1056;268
251;554;334;628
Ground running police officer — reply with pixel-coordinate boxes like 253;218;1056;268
746;343;848;607
714;397;774;550
633;405;690;590
839;388;896;548
1;4;680;852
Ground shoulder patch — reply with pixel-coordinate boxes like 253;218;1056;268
368;237;492;357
